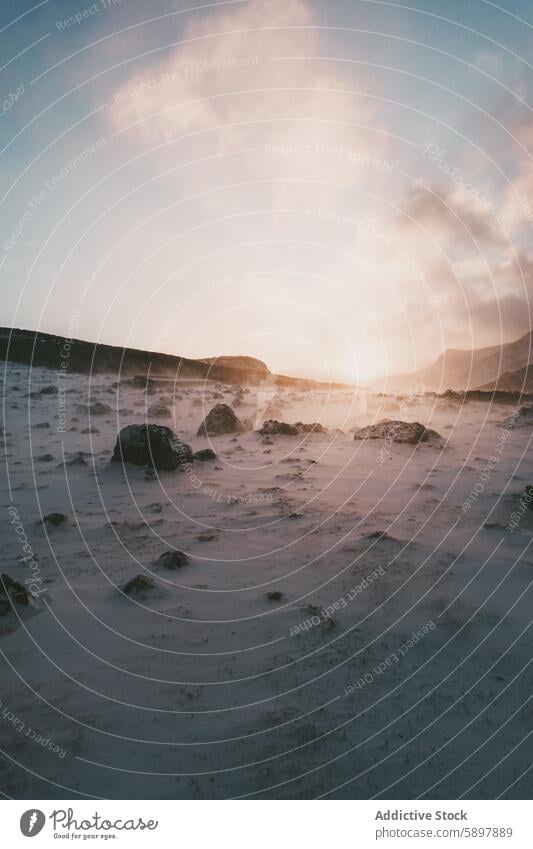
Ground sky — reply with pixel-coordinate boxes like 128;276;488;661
1;0;533;382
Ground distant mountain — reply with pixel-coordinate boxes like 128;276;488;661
383;330;533;392
475;364;533;393
0;326;350;390
200;355;269;379
0;326;273;385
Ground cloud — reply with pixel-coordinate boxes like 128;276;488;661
398;184;502;248
110;0;383;173
103;0;533;379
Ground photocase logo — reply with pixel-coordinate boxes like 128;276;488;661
20;809;45;837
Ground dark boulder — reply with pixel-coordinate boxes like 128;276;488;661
197;404;243;436
112;424;193;471
353;420;440;444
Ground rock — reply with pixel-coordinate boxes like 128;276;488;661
441;389;462;401
194;448;217;461
353;420;440;444
0;574;30;616
363;530;390;541
123;575;154;595
258;420;327;436
81;427;100;434
259;420;298;435
524;485;533;511
197;404;243;436
76;401;112;415
155;551;189;569
63;452;88;467
34;384;58;396
42;512;68;526
147;402;171;418
504;406;533;428
266;591;283;601
112;424;193;471
35;454;54;462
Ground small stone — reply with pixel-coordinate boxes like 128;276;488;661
42;512;67;527
0;574;30;612
123;575;154;595
147;402;171;418
155;551;189;570
194;448;217;462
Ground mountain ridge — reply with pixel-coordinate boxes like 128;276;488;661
380;330;533;392
0;326;351;390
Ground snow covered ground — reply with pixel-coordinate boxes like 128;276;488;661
1;361;532;799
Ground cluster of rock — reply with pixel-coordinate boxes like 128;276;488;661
353;420;440;445
122;550;190;596
258;420;327;436
111;404;240;471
